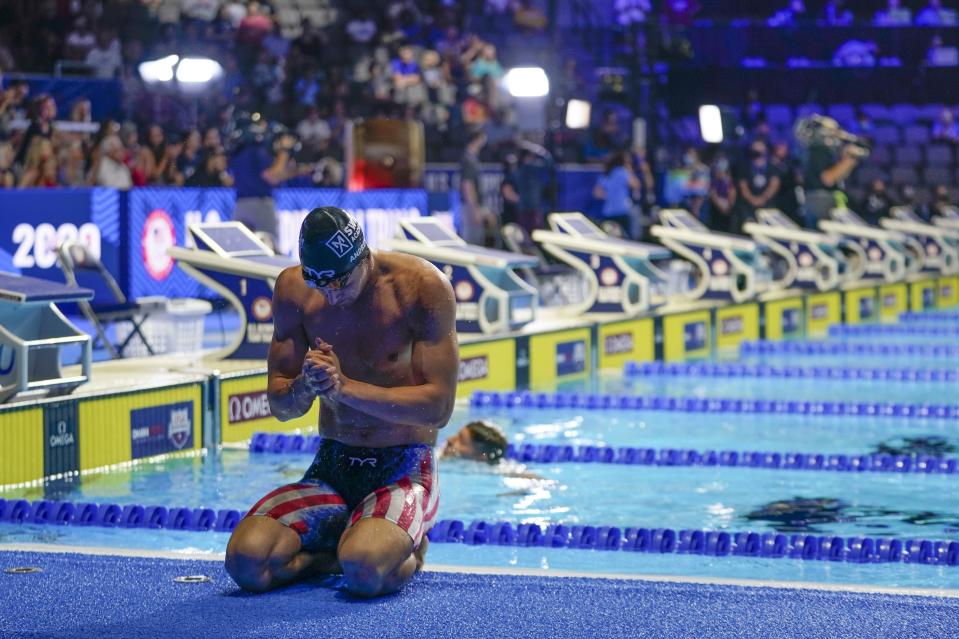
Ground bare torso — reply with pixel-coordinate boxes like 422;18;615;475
279;251;441;447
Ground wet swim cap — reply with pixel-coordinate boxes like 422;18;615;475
299;206;369;282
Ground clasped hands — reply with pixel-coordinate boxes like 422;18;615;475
301;338;346;401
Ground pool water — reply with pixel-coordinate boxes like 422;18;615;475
4;319;959;589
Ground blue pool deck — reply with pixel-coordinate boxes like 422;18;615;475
1;545;958;638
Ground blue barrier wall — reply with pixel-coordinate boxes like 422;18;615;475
0;188;428;301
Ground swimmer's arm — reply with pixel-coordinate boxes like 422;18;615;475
338;268;458;429
267;269;316;421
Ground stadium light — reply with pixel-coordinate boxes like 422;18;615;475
139;55;179;84
699;105;724;144
176;58;224;84
504;67;549;98
565;99;592;129
139;55;224;89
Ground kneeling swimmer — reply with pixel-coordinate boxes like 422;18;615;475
226;206;458;597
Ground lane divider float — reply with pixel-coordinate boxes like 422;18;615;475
426;519;959;566
623;361;959;383
468;391;959;419
740;341;959;358
248;433;959;476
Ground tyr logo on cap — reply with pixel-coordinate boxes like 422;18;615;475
326;230;354;258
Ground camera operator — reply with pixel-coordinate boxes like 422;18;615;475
799;116;867;227
228;113;298;249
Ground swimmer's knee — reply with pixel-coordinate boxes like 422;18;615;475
339;553;391;597
225;516;298;593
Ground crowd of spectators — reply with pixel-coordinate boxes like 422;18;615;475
0;0;555;190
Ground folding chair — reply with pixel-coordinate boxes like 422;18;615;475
57;241;167;359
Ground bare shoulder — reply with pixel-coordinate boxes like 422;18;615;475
273;266;305;303
377;251;454;319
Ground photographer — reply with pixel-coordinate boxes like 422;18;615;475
798;116;866;227
229;113;298;248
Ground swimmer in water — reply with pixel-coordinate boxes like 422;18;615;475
225;206;458;598
441;420;544;481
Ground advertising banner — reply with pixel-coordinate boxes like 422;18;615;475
715;304;759;352
0;188;121;302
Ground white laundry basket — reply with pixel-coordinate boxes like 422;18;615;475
115;298;212;357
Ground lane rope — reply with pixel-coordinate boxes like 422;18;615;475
425;519;959;566
1;498;956;566
248;433;959;476
740;341;959;358
468;391;959;419
623;361;959;383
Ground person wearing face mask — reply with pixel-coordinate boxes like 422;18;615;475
931;184;956;218
736;140;781;231
681;146;710;221
226;207;458;599
708;156;736;233
858;178;891;225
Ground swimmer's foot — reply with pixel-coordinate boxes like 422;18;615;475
414;535;429;572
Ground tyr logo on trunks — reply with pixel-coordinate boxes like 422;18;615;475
348;456;377;468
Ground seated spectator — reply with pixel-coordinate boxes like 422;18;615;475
933;108;959;143
0;141;15;188
203;126;222;151
833;40;878;67
926;34;959;66
931;184;955;217
874;0;913;26
469;44;504;81
916;0;959;26
177;129;203;182
823;0;853;25
768;0;807;26
899;184;930;219
93;134;133;189
64;17;96;61
59;139;87;186
0;79;29;132
391;45;425;105
186;145;233;187
346;9;378;52
615;0;652;26
182;0;222;23
296;106;332;158
15;94;56;166
18;138;58;188
664;0;701;27
85;30;123;79
859;178;892;225
513;0;548;30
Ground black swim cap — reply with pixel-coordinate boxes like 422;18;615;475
299;206;369;282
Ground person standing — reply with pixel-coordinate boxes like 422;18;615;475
459;130;492;245
229;115;296;248
593;150;640;237
801;118;863;227
736;140;781;229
